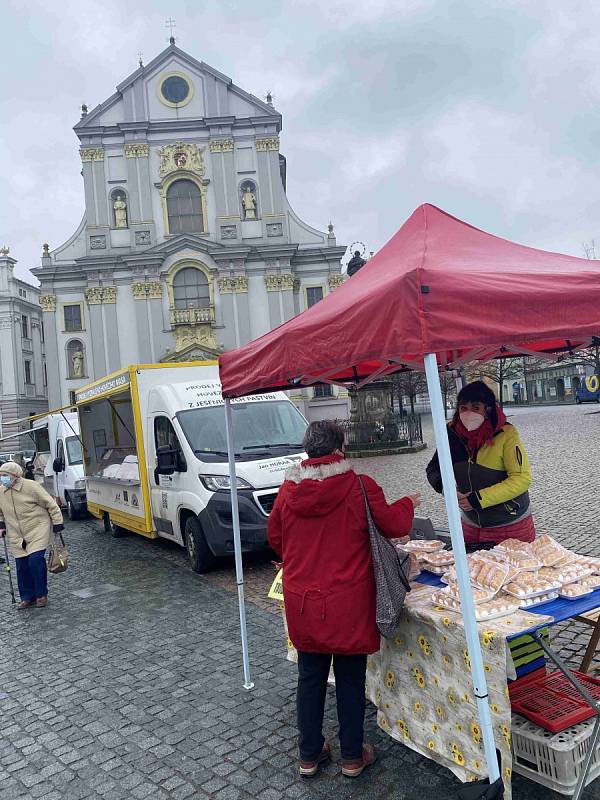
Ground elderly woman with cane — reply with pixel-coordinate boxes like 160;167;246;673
0;461;64;609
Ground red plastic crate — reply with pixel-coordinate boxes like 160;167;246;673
543;671;600;703
508;667;547;702
512;688;595;732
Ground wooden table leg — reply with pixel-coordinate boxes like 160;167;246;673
580;616;600;673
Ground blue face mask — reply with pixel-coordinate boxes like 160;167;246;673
0;476;12;488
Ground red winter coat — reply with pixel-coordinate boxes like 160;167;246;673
268;454;414;655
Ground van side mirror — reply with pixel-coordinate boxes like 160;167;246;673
53;458;65;473
156;446;178;475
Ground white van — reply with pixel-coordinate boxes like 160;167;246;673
34;413;87;519
76;362;307;572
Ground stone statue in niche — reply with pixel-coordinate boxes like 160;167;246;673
72;351;84;378
241;185;257;220
347;250;367;277
113;195;128;228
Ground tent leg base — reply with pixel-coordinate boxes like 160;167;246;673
243;682;255;691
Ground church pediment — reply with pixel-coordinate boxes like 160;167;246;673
75;42;278;133
141;234;228;257
161;341;222;363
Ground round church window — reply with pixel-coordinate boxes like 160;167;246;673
161;75;190;104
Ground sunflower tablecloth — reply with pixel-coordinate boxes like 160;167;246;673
281;583;552;799
364;584;552;798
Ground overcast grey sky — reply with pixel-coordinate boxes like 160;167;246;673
3;0;600;283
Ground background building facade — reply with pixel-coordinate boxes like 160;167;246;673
33;41;348;419
0;250;48;438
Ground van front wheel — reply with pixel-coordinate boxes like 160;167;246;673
184;517;215;573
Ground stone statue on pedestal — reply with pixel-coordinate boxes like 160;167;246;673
72;351;84;378
347;250;367;277
241;187;257;220
114;196;128;228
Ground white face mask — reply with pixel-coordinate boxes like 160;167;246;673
459;411;486;431
0;475;13;488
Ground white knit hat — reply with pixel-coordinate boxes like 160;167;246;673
0;461;23;478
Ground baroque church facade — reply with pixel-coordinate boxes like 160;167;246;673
34;41;348;418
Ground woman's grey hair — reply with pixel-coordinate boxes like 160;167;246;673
303;420;345;458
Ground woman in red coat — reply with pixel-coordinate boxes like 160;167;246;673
268;420;419;779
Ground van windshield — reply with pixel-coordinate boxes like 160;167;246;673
66;436;83;466
176;400;307;462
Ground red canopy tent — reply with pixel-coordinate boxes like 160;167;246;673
219;203;599;397
218;203;600;789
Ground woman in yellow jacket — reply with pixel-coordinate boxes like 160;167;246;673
426;381;534;549
0;461;64;609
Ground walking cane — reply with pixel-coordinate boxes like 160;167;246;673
1;534;16;605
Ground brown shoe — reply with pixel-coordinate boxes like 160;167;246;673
299;740;331;778
341;744;377;778
17;599;35;610
35;597;48;608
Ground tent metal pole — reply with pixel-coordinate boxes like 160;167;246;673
224;399;254;691
423;354;500;784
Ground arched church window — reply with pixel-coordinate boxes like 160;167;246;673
173;268;210;310
67;340;86;379
240;181;259;220
166;180;203;234
110;189;128;229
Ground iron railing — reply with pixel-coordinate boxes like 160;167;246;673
336;413;423;450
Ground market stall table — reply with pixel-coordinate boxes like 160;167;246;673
365;570;600;799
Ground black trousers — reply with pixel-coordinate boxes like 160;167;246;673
297;651;367;761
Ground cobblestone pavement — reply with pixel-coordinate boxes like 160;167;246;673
1;404;599;800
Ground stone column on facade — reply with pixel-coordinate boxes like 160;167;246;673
93;156;108;227
217;276;236;349
231;274;250;345
81;162;98;226
85;287;107;377
255;137;281;217
265;272;283;328
131;281;153;363
125;149;142;223
279;272;295;321
101;286;121;372
30;317;44;397
209;140;229;217
40;294;61;408
146;280;164;362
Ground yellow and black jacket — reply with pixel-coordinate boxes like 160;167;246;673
426;423;532;528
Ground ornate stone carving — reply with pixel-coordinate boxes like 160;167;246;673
131;282;147;300
174;325;217;353
40;294;57;312
124;143;149;158
328;274;344;290
170;307;215;325
265;273;294;291
209;139;234;153
293;279;301;293
266;222;283;237
220;225;237;240
135;230;151;246
218;277;233;294
255;137;280;152
231;275;248;293
159;141;205;178
113;196;127;229
146;281;163;300
85;287;103;305
89;235;106;250
80;148;104;162
102;286;117;304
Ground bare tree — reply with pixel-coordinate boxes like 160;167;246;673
390;370;428;414
438;370;457;414
465;358;525;407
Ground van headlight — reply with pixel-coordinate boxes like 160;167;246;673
75;480;86;489
199;474;253;491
